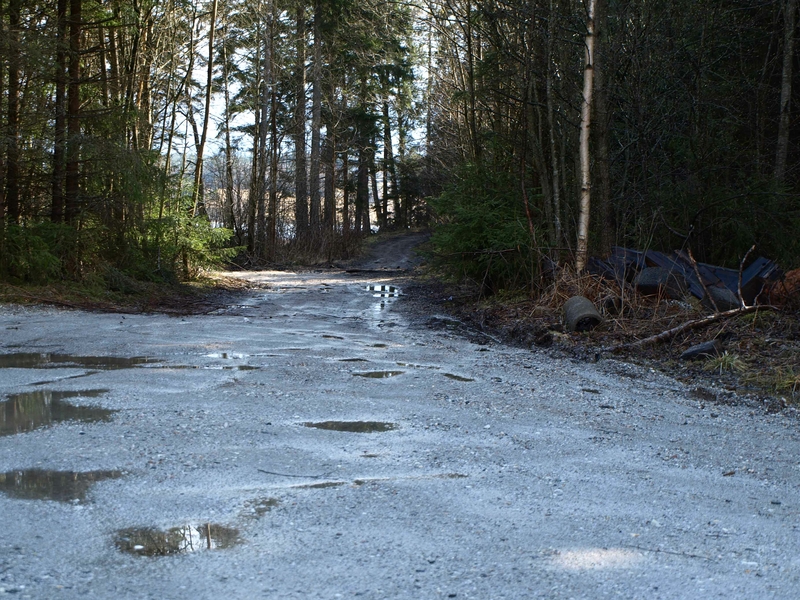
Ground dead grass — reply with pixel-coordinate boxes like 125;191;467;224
0;272;250;316
436;266;800;406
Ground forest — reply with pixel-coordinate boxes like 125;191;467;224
1;0;799;292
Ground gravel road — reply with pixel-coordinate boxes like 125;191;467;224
1;255;799;598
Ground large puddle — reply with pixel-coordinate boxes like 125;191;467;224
0;353;158;370
303;421;398;433
0;469;122;503
115;524;241;556
1;389;114;436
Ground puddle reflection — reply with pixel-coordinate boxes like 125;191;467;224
353;371;404;379
115;524;241;556
303;421;398;433
1;390;114;436
0;353;158;370
366;285;402;298
0;468;122;503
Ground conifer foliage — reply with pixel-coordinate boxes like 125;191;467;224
1;0;799;287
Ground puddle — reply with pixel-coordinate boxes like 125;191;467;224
303;420;398;433
353;371;404;379
115;523;241;556
1;389;114;436
293;481;347;489
0;469;122;503
367;284;401;298
0;353;159;370
204;352;250;360
581;388;602;394
443;373;475;382
339;358;369;362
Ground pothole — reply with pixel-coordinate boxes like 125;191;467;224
1;390;114;436
0;469;122;503
0;353;158;370
302;421;398;433
353;371;404;379
367;284;401;298
243;497;279;518
115;524;241;556
339;358;368;362
443;373;475;382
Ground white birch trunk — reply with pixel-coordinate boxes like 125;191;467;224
576;0;596;272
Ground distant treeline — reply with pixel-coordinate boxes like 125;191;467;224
1;0;799;289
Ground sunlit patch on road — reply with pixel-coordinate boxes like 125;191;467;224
550;548;644;570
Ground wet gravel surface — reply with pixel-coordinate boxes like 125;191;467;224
1;266;799;599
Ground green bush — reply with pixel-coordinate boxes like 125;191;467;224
429;163;538;295
0;223;73;283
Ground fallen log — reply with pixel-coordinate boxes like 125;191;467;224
605;304;777;354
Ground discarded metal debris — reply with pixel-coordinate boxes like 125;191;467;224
587;247;782;308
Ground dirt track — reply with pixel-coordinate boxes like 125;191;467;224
1;234;799;599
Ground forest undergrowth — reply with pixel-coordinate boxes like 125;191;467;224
409;263;800;411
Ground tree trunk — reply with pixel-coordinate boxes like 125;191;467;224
382;98;397;226
775;0;798;184
221;20;236;232
323;129;336;230
191;0;218;218
342;148;350;244
255;17;270;257
65;0;82;225
593;0;613;255
576;0;596;272
369;142;383;228
6;0;21;223
267;74;279;260
293;5;309;241
356;146;370;235
51;0;68;223
309;0;323;232
546;0;562;249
